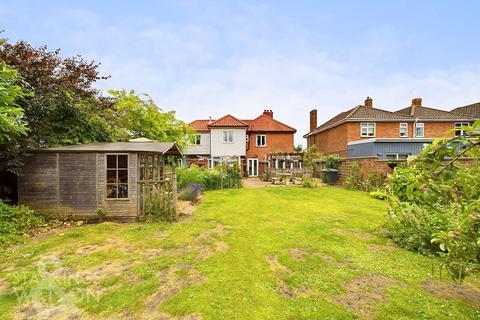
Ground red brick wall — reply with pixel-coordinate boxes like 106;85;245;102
246;132;294;159
307;121;458;155
337;157;394;185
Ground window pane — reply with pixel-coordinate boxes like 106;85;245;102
106;184;117;198
118;155;128;168
107;155;116;169
386;154;397;160
118;170;128;183
223;131;228;141
229;131;233;142
107;170;117;183
118;184;128;198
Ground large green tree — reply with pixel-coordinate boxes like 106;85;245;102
0;61;28;144
109;89;194;149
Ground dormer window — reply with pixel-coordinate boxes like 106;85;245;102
360;123;375;137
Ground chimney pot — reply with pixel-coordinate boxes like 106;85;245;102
310;109;318;132
364;96;373;108
412;98;422;107
263;109;274;118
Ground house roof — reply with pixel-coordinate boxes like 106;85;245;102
188;120;211;132
396;106;474;120
189;113;296;133
208;114;249;128
244;114;296;132
451;102;480;118
304;105;413;137
38;141;182;155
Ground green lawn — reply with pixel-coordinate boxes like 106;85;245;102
1;187;479;319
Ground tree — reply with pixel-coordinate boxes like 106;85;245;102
294;144;303;152
303;145;321;172
109;89;194;150
0;36;114;171
0;61;28;144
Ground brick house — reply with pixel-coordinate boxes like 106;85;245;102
304;97;476;160
451;102;480;119
185;110;296;176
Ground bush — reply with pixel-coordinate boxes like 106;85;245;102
325;154;342;169
0;201;45;244
302;177;317;188
384;122;480;282
343;162;362;190
178;183;201;202
369;190;387;200
144;190;177;222
176;162;242;191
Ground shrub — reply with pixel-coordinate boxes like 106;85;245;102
325;154;342;169
343;162;362;190
176;162;242;191
302;177;317;188
96;207;105;223
369;190;387;200
384;121;480;282
0;201;45;244
178;183;201;202
144;190;177;222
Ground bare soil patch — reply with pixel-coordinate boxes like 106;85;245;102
422;279;480;307
265;255;312;298
144;264;204;313
335;275;408;319
288;248;344;267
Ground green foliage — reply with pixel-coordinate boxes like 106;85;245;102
96;207;105;223
108;89;194;150
176;162;242;191
0;61;28;145
343;161;386;192
384;120;480;282
144;189;177;223
369;190;387;200
294;144;303;152
0;201;44;244
324;154;341;169
303;145;321;172
301;177;317;188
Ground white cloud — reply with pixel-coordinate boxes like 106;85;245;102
4;4;480;146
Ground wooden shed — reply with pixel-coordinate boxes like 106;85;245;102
17;138;182;221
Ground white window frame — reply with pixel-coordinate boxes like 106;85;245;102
256;135;267;147
415;122;424;137
195;134;201;145
386;153;409;160
223;130;234;143
454;122;470;136
360;122;376;137
399;123;408;137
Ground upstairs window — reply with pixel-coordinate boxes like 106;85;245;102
360;123;375;137
223;130;233;142
415;122;424;137
195;134;201;145
400;123;408;137
455;122;470;136
256;135;266;147
106;154;128;199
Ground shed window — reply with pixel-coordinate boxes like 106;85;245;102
399;123;408;137
360;123;375;137
106;154;128;199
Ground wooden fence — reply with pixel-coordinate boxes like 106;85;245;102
137;171;177;220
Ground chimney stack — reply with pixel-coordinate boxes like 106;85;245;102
364;96;373;108
310;109;317;132
412;98;422;108
263;109;274;118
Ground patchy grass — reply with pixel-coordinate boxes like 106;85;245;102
0;187;479;319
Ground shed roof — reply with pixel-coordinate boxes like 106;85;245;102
38;141;182;155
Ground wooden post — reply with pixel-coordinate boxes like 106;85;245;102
172;172;177;216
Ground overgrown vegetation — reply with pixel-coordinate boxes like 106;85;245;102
144;186;177;222
384;121;480;282
301;177;317;188
176;162;242;191
343;161;387;192
178;183;201;202
0;201;44;244
324;154;341;169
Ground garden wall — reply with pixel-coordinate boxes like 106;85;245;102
337;157;396;185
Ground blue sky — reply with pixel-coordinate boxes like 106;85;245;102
1;1;480;144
